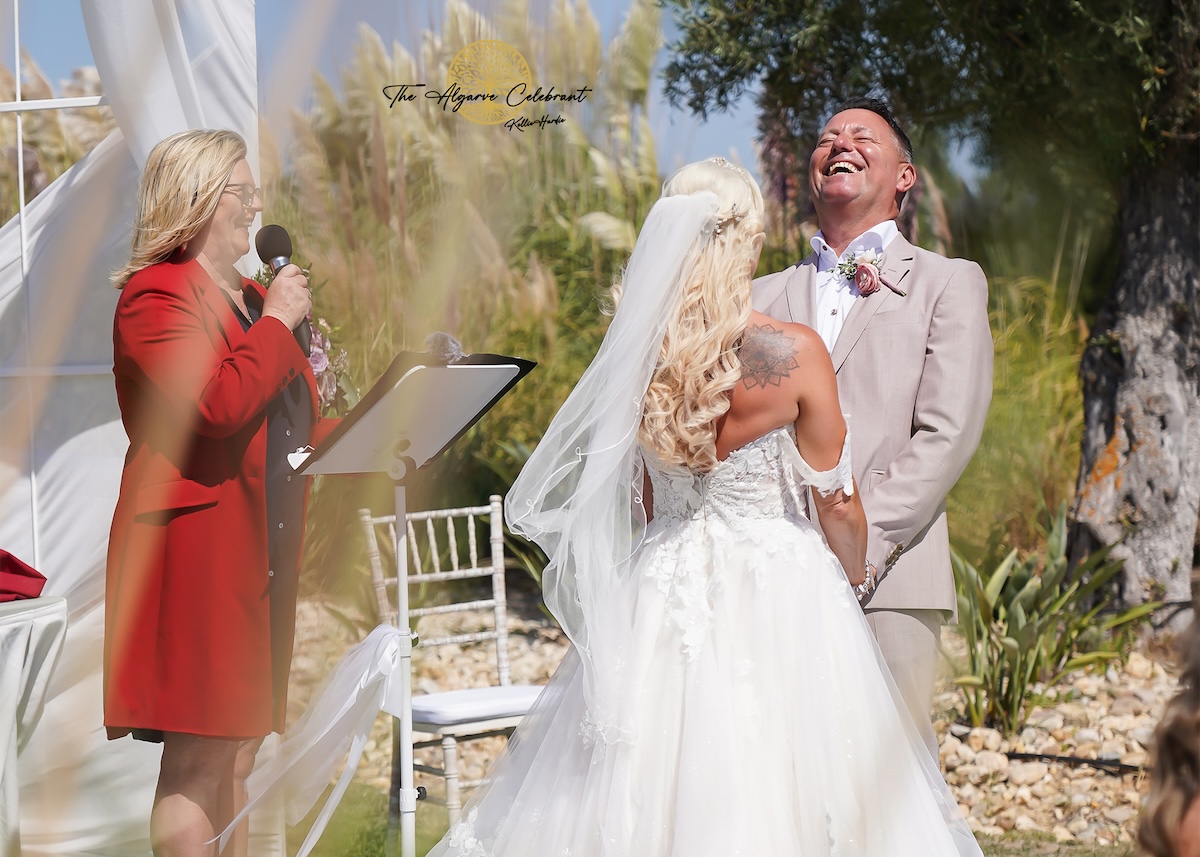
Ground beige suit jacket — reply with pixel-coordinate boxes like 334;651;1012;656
752;234;993;616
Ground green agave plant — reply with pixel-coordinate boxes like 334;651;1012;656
951;501;1158;733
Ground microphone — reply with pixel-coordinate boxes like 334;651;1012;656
255;224;311;356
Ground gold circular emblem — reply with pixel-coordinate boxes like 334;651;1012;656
446;40;531;125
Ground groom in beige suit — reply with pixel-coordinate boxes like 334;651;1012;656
753;97;993;751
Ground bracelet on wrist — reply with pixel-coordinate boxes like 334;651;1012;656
853;561;878;602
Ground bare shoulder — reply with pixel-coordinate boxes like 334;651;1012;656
740;312;825;390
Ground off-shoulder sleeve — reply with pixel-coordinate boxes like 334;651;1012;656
780;422;854;498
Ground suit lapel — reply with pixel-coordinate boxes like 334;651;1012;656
784;258;818;328
185;258;243;353
879;234;916;296
829;236;915;371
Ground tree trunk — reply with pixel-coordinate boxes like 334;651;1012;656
1073;143;1200;624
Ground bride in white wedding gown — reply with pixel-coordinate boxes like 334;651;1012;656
426;159;983;857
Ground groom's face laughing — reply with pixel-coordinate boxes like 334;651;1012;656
809;108;914;222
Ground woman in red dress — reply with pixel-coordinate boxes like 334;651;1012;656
105;129;334;856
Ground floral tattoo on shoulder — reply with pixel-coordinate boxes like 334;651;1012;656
740;324;799;389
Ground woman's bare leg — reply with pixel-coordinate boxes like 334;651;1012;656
224;737;265;857
151;732;239;857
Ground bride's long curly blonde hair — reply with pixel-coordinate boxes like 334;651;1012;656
614;158;765;472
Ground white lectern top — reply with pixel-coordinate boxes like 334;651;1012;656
295;351;536;479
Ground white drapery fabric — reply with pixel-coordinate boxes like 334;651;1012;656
218;624;408;857
0;597;67;857
0;2;269;854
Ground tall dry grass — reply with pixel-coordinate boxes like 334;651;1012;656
256;0;667;602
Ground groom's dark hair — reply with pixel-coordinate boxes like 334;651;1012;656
831;96;913;164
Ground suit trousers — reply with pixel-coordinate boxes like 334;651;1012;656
864;608;943;759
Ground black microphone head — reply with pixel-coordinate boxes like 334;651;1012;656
255;224;292;265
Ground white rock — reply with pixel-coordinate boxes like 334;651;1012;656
1068;816;1090;834
1122;750;1148;767
1126;652;1153;679
1008;761;1049;786
1108;695;1144;717
957;764;985;785
1131;726;1158;748
1030;781;1058;801
1106;806;1135;824
1100;740;1126;759
1057;702;1089;723
1036;738;1063;755
975;751;1009;775
1105;714;1138;732
1053;825;1076;843
1029;710;1064;731
1074;676;1100;697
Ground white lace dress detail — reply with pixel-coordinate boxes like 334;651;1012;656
642;426;851;659
424;428;983;857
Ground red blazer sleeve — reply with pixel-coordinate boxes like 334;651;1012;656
115;262;310;439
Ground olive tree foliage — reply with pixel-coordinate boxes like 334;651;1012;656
663;0;1199;612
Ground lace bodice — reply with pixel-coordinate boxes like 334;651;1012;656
644;425;853;526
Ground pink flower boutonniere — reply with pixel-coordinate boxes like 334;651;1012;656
835;249;906;297
854;260;882;295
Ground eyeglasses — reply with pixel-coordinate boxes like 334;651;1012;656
223;183;262;207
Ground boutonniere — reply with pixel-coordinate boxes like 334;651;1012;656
834;249;906;297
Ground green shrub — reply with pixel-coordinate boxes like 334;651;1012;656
951;502;1157;732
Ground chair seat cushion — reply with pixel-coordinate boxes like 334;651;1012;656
411;684;543;727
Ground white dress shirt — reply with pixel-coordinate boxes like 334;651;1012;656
810;220;900;352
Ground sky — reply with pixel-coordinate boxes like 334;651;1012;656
11;0;763;180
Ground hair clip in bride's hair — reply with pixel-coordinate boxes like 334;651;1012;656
712;202;745;236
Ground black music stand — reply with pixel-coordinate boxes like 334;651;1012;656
295;350;534;856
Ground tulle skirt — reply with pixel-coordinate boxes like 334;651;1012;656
426;513;982;856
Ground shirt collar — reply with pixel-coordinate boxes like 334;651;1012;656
810;220;900;271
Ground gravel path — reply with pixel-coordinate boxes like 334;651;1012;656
287;587;1180;847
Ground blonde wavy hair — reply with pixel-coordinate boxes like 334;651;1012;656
616;158;765;472
112;129;247;288
1139;596;1200;856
